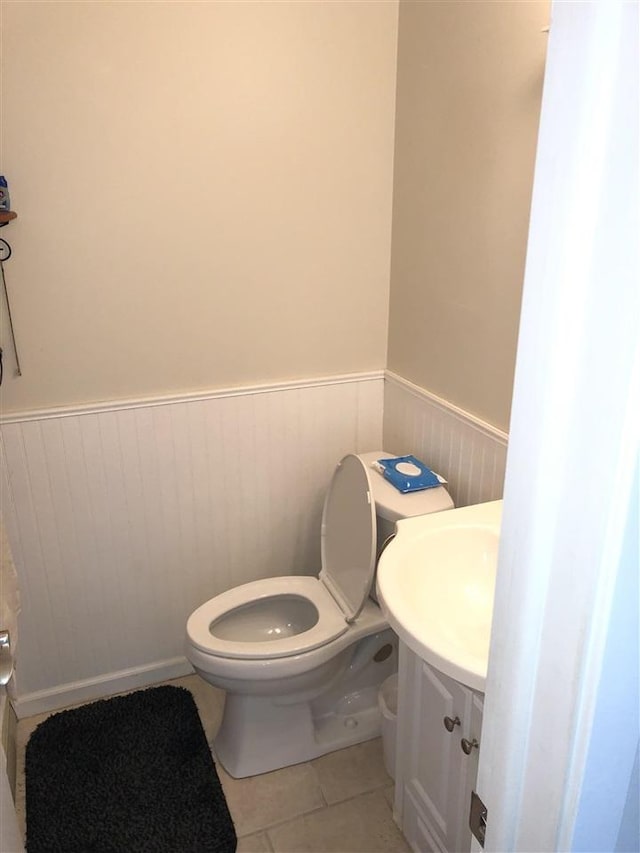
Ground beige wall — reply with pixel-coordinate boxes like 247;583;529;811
0;1;398;413
388;0;548;432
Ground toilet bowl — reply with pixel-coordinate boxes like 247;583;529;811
185;451;453;778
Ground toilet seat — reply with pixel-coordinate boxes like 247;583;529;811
187;455;378;664
187;576;349;660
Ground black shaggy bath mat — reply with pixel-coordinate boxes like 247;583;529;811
25;685;236;853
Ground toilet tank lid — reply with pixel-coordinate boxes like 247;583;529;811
357;451;454;521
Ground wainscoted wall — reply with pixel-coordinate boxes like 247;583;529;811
1;374;383;716
2;370;507;717
383;372;508;508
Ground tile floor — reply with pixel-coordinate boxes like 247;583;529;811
15;674;410;853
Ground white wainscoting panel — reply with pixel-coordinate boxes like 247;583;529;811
0;373;383;715
383;372;508;508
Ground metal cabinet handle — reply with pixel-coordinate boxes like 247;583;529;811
0;629;14;686
443;715;461;732
461;737;479;755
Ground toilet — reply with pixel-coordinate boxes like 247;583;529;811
185;450;454;778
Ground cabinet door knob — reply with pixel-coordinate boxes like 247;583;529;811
460;737;479;755
443;715;461;732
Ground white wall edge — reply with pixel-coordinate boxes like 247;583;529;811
384;370;509;445
477;2;639;850
0;371;385;425
11;657;194;719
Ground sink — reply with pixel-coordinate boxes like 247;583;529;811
376;500;502;691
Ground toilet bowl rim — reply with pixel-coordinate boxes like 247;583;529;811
186;575;349;661
185;604;390;683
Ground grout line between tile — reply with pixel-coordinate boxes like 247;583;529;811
237;799;329;839
307;760;329;808
243;784;396;841
263;831;275;853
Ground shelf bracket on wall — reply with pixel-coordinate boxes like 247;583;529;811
0;235;22;379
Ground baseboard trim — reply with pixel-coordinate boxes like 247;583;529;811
384;370;509;444
12;657;194;719
0;371;385;425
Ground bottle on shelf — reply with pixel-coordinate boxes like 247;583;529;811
0;177;9;211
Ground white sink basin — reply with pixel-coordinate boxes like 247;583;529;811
376;500;502;691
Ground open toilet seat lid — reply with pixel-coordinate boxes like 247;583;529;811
319;454;377;623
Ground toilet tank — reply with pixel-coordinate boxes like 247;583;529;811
357;451;454;559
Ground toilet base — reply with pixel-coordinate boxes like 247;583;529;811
212;629;399;778
213;685;384;778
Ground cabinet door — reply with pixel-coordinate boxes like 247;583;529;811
401;649;470;852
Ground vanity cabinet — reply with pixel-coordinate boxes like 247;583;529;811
394;642;484;853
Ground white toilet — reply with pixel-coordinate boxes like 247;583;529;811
185;451;453;778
